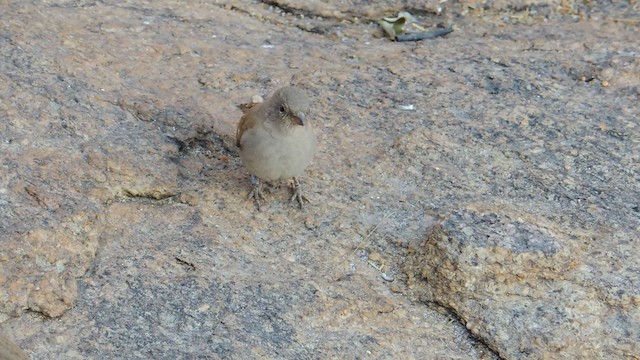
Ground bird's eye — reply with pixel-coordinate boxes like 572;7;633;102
279;105;286;113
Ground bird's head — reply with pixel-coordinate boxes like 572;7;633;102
269;86;310;127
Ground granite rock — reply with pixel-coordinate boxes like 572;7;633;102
0;0;638;358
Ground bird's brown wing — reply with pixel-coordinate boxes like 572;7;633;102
237;102;256;113
236;106;260;148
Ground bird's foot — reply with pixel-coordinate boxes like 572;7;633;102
290;177;310;209
247;175;266;210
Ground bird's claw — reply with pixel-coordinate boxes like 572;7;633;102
290;177;310;209
247;175;266;210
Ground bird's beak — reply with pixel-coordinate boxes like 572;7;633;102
294;111;306;126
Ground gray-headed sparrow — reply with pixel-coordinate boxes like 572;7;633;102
236;86;316;209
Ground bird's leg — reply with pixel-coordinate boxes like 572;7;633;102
247;175;266;210
290;177;310;208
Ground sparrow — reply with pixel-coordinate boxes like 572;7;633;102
236;86;317;209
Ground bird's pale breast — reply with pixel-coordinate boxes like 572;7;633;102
240;123;316;181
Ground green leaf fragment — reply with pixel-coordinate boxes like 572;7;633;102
379;12;415;39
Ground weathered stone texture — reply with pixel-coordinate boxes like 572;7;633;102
1;0;638;358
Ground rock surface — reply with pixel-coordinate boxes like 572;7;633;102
0;334;29;360
0;0;638;359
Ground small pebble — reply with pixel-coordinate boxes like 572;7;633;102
304;216;315;229
381;273;395;282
